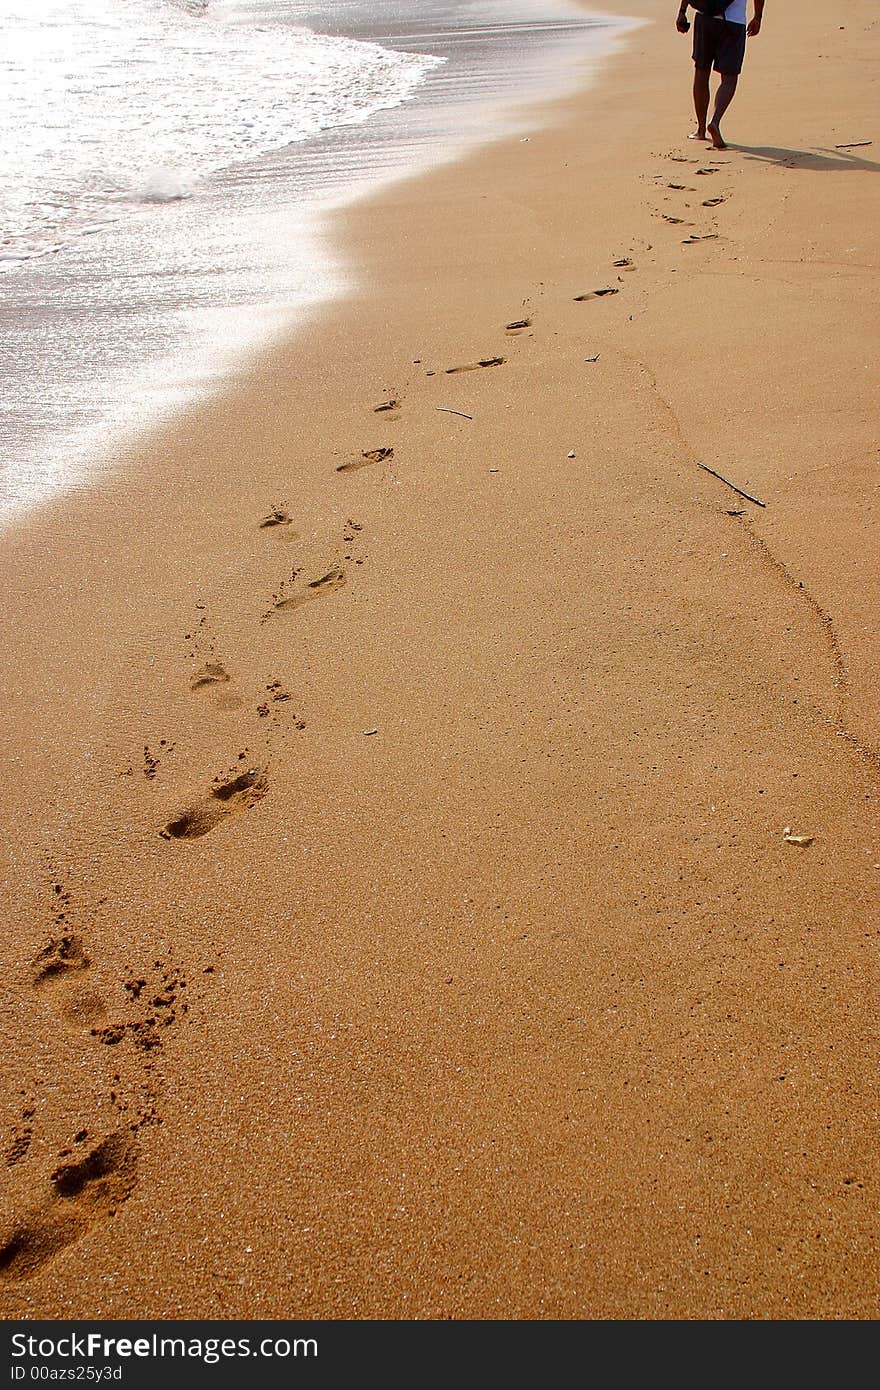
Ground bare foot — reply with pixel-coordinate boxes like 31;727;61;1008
707;122;727;150
688;129;708;141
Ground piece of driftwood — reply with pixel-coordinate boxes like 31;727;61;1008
834;140;872;149
697;463;766;507
436;407;474;420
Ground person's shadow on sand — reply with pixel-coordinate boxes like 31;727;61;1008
733;144;879;173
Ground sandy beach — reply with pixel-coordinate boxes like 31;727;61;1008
1;0;878;1320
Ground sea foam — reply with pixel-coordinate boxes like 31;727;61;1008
0;0;441;260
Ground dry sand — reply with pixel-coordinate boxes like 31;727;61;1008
1;0;877;1319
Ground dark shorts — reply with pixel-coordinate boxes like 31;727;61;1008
692;14;747;75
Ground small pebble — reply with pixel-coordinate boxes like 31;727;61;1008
567;450;576;459
782;826;814;847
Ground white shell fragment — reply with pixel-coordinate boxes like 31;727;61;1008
782;826;814;846
363;727;379;736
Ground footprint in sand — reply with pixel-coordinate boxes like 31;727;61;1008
259;508;300;543
189;662;243;712
573;288;619;302
183;606;246;706
445;356;506;374
32;934;107;1029
4;1100;36;1171
268;566;347;619
0;1132;138;1282
33;933;89;989
160;768;268;841
337;447;393;473
258;506;295;531
190;662;230;694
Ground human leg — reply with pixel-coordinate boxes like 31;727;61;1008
691;67;711;140
707;72;738;148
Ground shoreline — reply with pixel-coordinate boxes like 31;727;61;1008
1;0;878;1319
0;0;626;528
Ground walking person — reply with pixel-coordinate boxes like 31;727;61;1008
676;1;765;149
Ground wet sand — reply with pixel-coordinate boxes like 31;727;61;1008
0;0;878;1319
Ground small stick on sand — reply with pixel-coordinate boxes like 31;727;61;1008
436;407;474;420
697;463;766;507
834;140;872;149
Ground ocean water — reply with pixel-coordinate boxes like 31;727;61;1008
0;0;630;520
2;0;442;261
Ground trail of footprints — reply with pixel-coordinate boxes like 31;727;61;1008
651;152;730;243
160;518;364;841
128;145;733;855
2;872;209;1283
5;494;373;1277
147;516;356;842
161;211;714;852
5;503;374;1273
3;163;731;1284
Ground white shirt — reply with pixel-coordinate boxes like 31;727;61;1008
722;0;748;24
